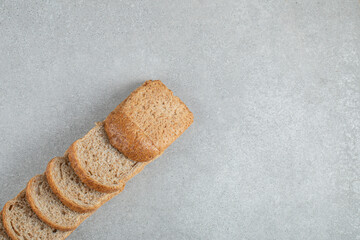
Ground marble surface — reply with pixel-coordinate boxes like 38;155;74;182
0;0;360;239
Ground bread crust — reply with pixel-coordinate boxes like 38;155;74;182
26;175;85;231
2;209;14;240
104;80;194;162
2;190;72;240
0;211;10;240
3;201;18;240
3;205;18;239
104;110;161;162
2;190;26;240
67;143;126;193
46;157;122;213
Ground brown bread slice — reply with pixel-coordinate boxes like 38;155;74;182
26;174;92;231
104;80;194;162
2;190;72;240
46;157;123;212
0;212;10;240
67;122;149;193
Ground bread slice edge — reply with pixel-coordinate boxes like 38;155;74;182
66;143;124;193
26;175;84;231
46;157;120;213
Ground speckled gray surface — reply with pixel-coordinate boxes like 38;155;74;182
0;0;359;239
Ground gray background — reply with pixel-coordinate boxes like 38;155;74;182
0;0;359;239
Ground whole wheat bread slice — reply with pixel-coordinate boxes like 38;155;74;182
67;122;149;193
46;157;123;212
26;174;92;231
0;212;10;240
104;80;194;162
2;190;72;240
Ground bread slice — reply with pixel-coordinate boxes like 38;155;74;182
67;122;149;193
26;174;92;231
104;80;194;162
46;157;123;212
2;190;72;240
0;212;10;240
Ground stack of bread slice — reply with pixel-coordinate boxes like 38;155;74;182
1;123;144;240
1;80;194;239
